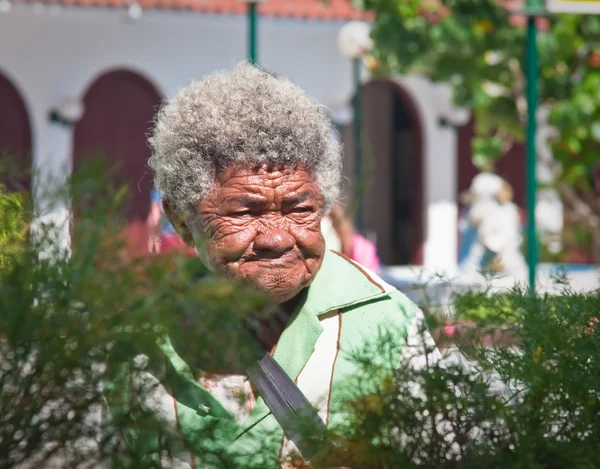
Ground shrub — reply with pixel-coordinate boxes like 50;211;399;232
0;163;276;468
321;285;600;468
3;162;599;468
0;183;27;270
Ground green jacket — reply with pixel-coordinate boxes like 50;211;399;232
105;250;437;468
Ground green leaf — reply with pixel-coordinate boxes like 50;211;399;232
591;121;600;142
567;137;582;154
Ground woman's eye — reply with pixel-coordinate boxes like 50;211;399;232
232;210;252;217
291;206;313;214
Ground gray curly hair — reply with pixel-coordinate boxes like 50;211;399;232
148;63;342;222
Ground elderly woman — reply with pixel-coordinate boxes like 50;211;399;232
113;64;439;468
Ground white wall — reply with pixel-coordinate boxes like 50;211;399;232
0;6;354;184
0;6;459;269
398;77;459;274
335;74;459;273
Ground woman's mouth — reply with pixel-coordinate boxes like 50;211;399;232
245;251;299;264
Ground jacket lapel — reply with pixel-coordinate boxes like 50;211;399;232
237;250;394;436
238;305;323;435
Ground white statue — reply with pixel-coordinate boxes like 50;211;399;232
459;173;527;276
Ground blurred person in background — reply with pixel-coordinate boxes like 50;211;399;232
146;188;196;255
328;203;380;273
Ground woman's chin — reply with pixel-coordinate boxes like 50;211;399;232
251;279;306;304
257;285;300;304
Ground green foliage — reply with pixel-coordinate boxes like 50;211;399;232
471;135;504;171
0;184;27;269
321;285;600;468
4;159;600;468
361;0;600;239
549;69;600;189
0;162;277;468
452;289;520;325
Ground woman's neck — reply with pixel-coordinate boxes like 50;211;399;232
256;289;307;354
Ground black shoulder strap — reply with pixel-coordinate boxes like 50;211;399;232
189;267;327;458
246;353;327;460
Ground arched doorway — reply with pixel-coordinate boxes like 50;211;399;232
0;71;32;194
73;69;163;255
340;80;425;265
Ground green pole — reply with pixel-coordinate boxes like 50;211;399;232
353;57;363;233
248;2;257;65
525;2;542;289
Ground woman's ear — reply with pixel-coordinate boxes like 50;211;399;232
162;200;195;247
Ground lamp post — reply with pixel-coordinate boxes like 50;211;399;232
337;21;372;232
523;0;545;290
241;0;264;65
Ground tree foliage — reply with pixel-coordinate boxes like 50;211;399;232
359;0;600;257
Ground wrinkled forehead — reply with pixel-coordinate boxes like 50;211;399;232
215;162;312;185
207;162;324;206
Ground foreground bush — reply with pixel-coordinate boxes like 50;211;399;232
0;183;27;269
2;165;599;468
322;285;600;468
0;167;278;468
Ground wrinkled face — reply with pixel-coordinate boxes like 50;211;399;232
196;163;325;304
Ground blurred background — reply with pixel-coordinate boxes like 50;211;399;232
1;0;599;295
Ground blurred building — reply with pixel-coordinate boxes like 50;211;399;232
0;0;530;272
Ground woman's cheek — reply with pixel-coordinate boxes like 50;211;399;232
289;221;324;256
209;224;257;263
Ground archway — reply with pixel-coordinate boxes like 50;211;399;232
0;71;32;194
340;80;425;265
73;69;163;255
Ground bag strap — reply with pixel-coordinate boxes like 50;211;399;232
246;353;327;460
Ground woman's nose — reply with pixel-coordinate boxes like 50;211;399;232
253;228;295;254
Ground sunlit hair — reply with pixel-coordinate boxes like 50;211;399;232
148;62;342;223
